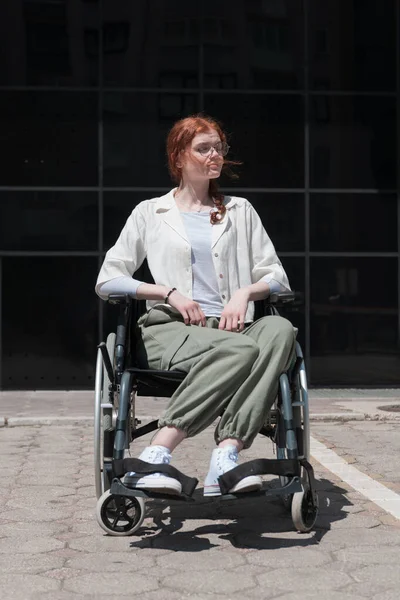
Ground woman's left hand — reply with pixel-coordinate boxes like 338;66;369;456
219;288;250;332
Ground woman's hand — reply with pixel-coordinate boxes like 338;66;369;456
167;290;206;326
219;288;250;332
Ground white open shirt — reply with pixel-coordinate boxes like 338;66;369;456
96;189;290;323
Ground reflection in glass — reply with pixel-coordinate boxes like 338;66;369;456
0;91;98;186
203;0;304;89
310;96;396;189
0;192;98;251
102;0;201;87
101;0;304;90
2;258;99;389
309;0;396;91
103;93;198;186
310;258;399;385
310;194;397;252
0;0;99;86
206;94;304;187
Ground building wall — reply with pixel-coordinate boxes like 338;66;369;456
0;0;399;388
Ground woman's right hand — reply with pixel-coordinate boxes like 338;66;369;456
167;290;206;326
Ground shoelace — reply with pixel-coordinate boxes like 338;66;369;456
145;448;171;464
216;449;238;474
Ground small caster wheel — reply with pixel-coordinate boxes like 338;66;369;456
96;490;145;536
291;488;318;533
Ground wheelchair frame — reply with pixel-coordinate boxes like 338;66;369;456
94;293;319;536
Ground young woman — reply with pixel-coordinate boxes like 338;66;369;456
96;115;295;496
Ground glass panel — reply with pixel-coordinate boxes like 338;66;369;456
272;257;305;349
309;0;396;91
103;92;198;186
311;194;397;252
310;258;400;385
2;258;99;390
0;91;98;186
238;192;304;251
203;0;304;90
205;94;304;187
0;191;98;251
103;191;164;250
0;0;99;86
102;0;200;87
310;96;396;189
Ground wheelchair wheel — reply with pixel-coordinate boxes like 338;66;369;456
96;490;145;536
94;333;116;499
291;487;318;533
296;342;310;462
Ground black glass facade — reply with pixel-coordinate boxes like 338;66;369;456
0;0;399;389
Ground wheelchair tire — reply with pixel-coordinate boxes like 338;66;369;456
94;333;116;499
291;488;318;533
96;490;145;536
103;333;116;403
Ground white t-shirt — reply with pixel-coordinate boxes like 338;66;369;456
180;211;224;316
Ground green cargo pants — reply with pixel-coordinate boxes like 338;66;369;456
136;306;296;449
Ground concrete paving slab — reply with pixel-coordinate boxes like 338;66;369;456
1;413;400;598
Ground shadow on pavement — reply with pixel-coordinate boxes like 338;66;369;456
128;478;352;551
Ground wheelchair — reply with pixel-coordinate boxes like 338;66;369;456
94;292;319;536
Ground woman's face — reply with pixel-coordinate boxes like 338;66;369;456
180;130;225;182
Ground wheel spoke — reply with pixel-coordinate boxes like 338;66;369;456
112;513;120;529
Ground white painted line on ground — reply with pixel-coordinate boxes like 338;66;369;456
310;435;400;520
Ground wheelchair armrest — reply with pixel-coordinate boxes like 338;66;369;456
269;291;295;305
107;294;132;305
106;294;146;340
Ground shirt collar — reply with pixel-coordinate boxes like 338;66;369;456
155;188;237;212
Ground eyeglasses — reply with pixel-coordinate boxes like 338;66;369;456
195;141;230;157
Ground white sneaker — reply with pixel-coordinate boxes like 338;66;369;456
204;445;262;497
124;445;182;495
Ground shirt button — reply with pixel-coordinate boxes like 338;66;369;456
214;253;219;257
222;294;226;299
219;274;223;279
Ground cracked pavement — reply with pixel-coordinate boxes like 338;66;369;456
1;414;400;599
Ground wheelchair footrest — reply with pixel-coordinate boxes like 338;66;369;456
218;458;301;496
112;458;199;497
110;478;196;502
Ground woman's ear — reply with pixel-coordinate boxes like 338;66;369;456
176;149;185;169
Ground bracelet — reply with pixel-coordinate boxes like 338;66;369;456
165;287;177;304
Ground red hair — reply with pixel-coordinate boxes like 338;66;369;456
166;114;240;223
